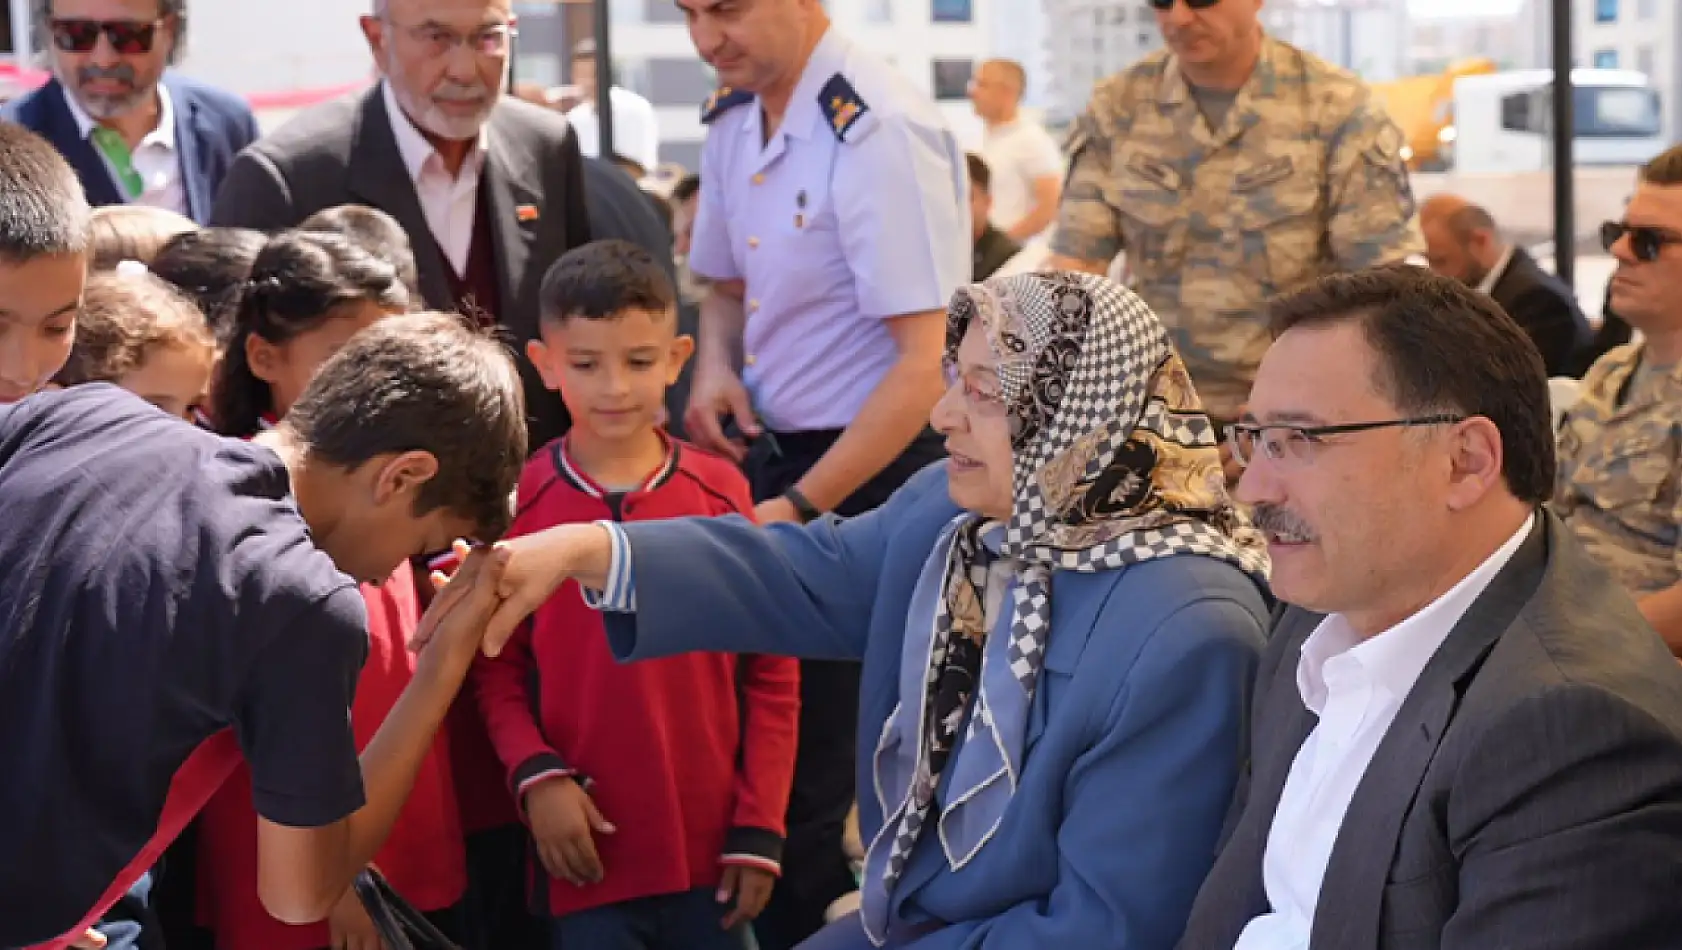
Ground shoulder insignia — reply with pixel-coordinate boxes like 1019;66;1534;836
818;74;869;142
700;86;753;125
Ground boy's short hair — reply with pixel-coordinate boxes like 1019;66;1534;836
0;122;91;264
55;270;212;386
88;205;197;271
150;227;268;335
539;239;676;326
299;204;421;301
285;312;528;539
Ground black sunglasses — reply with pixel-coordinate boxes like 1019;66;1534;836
1600;220;1682;263
49;19;161;55
1147;0;1222;9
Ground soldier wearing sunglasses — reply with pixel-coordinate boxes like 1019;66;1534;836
1555;144;1682;657
0;0;258;224
1047;0;1422;455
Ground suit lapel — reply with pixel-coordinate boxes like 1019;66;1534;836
1308;515;1549;948
346;89;455;311
167;78;210;222
41;82;124;208
482;110;540;340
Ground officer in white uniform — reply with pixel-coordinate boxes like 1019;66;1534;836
680;0;969;945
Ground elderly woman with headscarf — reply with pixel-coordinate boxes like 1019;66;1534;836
472;272;1274;949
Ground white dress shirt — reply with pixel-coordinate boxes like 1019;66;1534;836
64;83;186;216
382;81;489;278
567;86;661;174
1233;517;1534;950
980;115;1063;241
1475;245;1516;296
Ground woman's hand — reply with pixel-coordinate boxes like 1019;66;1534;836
478;524;617;656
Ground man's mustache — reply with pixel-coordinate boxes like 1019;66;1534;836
78;63;137;88
1252;503;1316;543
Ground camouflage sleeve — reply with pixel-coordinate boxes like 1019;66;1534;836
1323;97;1424;271
1049;104;1125;264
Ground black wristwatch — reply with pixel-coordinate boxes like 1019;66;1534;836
783;486;823;524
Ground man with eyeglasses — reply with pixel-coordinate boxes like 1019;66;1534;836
1047;0;1421;451
1178;263;1682;949
1556;145;1682;657
1;0;258;224
211;0;594;455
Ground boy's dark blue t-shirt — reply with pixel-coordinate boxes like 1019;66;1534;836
0;385;369;946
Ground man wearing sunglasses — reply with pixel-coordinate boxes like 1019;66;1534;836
1047;0;1421;440
1555;145;1682;658
0;0;258;224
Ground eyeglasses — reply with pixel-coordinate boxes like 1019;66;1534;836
942;361;1009;415
50;19;163;55
1600;220;1682;263
1226;415;1464;468
384;18;516;58
1146;0;1222;10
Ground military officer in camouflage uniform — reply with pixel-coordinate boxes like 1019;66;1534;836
1047;0;1422;431
1555;146;1682;655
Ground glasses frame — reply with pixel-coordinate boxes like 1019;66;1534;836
1226;414;1466;469
1146;0;1222;10
1600;219;1682;263
49;18;163;55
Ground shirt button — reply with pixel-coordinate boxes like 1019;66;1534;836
745;354;758;366
748;236;760;248
749;299;760;311
752;173;765;185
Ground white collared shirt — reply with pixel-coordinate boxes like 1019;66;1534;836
1476;245;1516;296
64;83;185;216
382;81;489;278
1233;517;1534;950
567;86;661;174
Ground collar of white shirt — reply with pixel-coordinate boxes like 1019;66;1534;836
381;80;490;184
1475;245;1517;297
64;80;176;153
1295;515;1535;716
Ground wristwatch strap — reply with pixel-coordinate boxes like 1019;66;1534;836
783;485;822;523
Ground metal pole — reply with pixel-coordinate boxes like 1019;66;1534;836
1551;0;1575;288
593;0;615;165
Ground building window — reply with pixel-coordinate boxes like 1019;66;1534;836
1592;48;1619;69
932;59;974;101
1500;92;1532;132
1594;0;1617;23
619;56;716;107
932;0;972;24
1637;45;1655;76
864;0;892;23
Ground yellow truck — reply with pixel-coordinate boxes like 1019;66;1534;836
1372;58;1497;171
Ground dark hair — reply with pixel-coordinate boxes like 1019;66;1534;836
647;192;675;234
300;204;421;302
966;152;991;192
1641;144;1682;185
286;311;527;538
539;239;675;326
35;0;189;64
671;174;701;203
55;270;211;385
87;205;196;271
0;121;90;263
151;227;268;335
211;230;411;438
1267;264;1554;504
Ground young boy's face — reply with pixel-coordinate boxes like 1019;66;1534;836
527;306;693;444
0;252;84;403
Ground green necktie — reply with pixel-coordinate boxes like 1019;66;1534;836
89;126;144;200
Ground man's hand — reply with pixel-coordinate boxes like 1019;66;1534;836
753;496;802;525
408;541;508;662
327;886;386;950
69;929;107;949
717;865;776;930
684;358;758;463
526;778;616;887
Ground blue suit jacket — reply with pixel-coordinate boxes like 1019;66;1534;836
606;463;1270;949
1;74;259;224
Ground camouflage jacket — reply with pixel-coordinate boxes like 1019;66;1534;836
1050;36;1423;419
1555;342;1682;597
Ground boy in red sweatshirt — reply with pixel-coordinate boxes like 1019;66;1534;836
473;239;799;949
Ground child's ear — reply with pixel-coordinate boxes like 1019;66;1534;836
244;333;283;385
666;334;695;385
526;337;560;391
372;450;440;507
